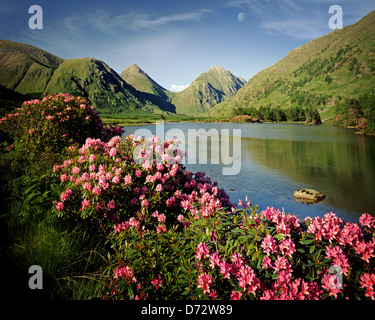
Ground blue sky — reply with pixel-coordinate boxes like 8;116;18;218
1;0;374;92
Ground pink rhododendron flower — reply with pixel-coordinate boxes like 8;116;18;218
156;224;166;233
151;275;163;290
109;147;117;157
196;243;210;260
197;273;213;294
114;266;137;283
56;202;64;211
81;199;91;210
261;235;278;255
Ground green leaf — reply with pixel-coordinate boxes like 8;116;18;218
310;245;315;254
300;238;315;245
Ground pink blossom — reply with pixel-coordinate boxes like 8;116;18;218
83;181;92;191
56;202;65;211
321;272;343;298
114;266;137;283
92;186;102;195
141;199;149;208
123;174;132;186
155;184;163;192
197;273;213;294
60;174;68;182
81;199;91;210
279;238;296;258
196;243;210;260
209;252;222;269
151;275;163;290
135;169;142;177
360;273;375;300
262;256;273;269
109;147;117;157
107;200;116;210
72;166;80;175
156;224;166;233
157;213;166;223
177;214;184;223
359;213;375;229
112;175;120;184
261;235;278;255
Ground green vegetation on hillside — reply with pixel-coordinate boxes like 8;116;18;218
209;11;375;129
332;91;375;135
172;66;246;115
233;105;321;124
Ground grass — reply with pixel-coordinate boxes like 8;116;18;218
0;148;109;300
100;112;214;126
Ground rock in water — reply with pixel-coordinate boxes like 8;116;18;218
293;188;326;204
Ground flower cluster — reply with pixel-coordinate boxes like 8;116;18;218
53;134;233;232
0;93;123;155
105;192;375;300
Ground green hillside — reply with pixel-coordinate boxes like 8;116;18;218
120;64;176;113
172;66;246;115
45;58;145;113
0;39;64;97
208;11;375;123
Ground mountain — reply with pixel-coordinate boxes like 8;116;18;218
0;39;64;97
0;40;162;113
208;11;375;121
172;66;246;115
45;58;145;113
120;64;176;113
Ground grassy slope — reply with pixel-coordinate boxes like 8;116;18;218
171;66;246;115
45;57;147;113
208;11;375;122
120;64;176;113
0;39;64;96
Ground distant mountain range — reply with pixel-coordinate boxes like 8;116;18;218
0;39;245;115
1;10;374;119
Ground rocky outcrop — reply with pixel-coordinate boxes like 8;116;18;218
293;188;326;204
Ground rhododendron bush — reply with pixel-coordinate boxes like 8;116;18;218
105;201;375;300
51;131;375;300
52;134;233;231
0;93;123;156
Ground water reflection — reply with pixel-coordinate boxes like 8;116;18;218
122;123;375;222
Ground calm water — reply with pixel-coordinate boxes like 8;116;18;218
122;122;375;223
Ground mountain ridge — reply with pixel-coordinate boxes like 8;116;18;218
0;39;245;116
171;65;246;115
208;10;375;120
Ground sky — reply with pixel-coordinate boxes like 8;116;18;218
1;0;374;92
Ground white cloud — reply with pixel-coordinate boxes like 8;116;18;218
80;8;212;33
260;17;328;40
169;84;189;92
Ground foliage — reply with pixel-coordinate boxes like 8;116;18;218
1;92;375;300
104;201;375;300
0;92;124;158
233;105;321;124
333;92;375;135
52;134;233;232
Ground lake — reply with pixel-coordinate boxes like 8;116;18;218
121;122;375;223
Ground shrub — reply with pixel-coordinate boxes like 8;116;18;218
0;92;124;157
104;200;375;300
52;134;233;232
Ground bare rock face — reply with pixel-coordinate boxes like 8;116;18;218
293;188;326;204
